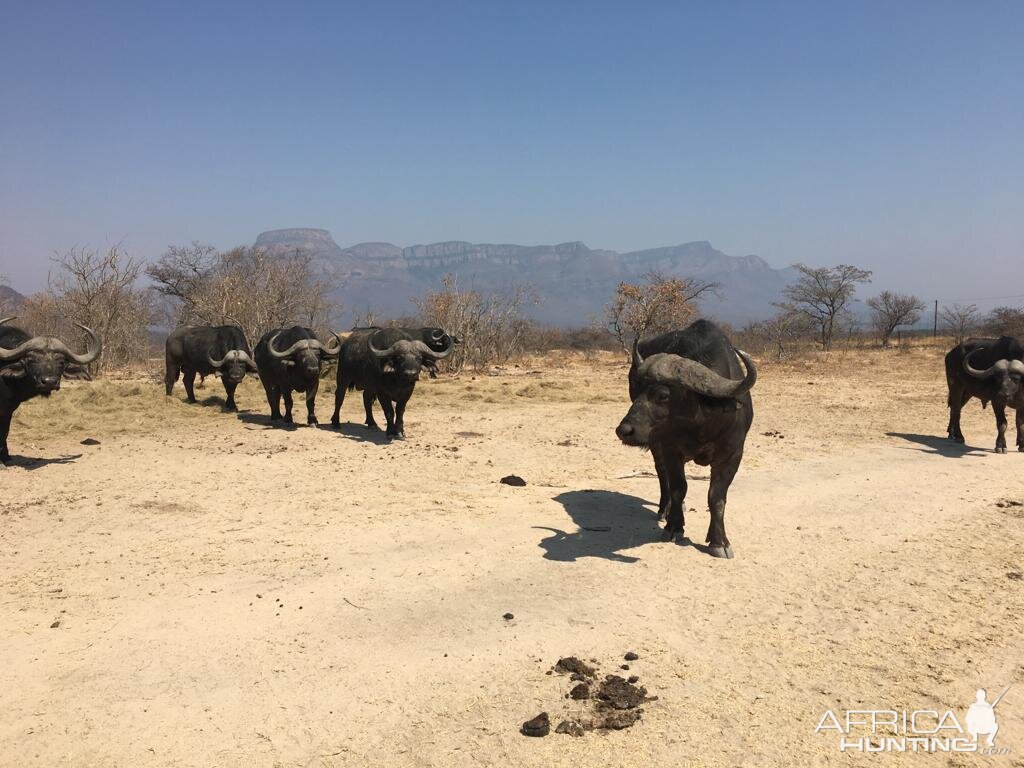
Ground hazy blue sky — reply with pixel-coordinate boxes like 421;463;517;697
1;1;1021;307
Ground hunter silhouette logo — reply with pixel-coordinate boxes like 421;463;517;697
815;684;1011;754
965;687;1008;747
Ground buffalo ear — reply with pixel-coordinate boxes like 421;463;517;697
0;363;26;379
63;363;92;381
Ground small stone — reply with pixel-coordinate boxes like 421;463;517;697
50;620;60;629
503;612;514;620
500;475;527;487
521;712;550;737
628;675;639;684
624;651;639;661
80;438;100;446
621;664;630;670
1008;572;1023;580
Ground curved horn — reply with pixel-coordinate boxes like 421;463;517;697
0;335;47;361
429;328;445;342
0;316;17;326
321;332;343;359
1010;359;1024;377
48;323;102;365
414;338;453;360
963;350;1009;380
207;349;256;369
368;336;401;359
649;349;757;399
632;337;644;369
269;333;322;359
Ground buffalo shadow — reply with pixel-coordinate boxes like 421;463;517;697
540;490;663;563
235;410;302;431
329;421;394;445
3;453;82;470
886;432;988;458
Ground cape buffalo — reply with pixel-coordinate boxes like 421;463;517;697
946;336;1024;453
254;326;341;425
165;325;257;412
616;320;757;558
330;327;453;437
352;326;461;377
0;317;101;465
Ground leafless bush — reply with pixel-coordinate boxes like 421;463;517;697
413;274;539;373
778;263;872;351
19;246;155;373
604;271;718;355
147;243;336;344
867;291;925;347
940;303;979;345
982;306;1024;338
742;309;814;360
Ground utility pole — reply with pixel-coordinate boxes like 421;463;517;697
933;299;938;338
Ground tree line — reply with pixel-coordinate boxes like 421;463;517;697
5;244;1023;374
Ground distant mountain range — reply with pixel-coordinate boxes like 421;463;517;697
0;285;26;312
254;228;797;327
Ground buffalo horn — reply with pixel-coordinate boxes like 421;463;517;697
963;350;1010;380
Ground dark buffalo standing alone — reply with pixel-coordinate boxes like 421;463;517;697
165;325;257;412
616;320;757;558
0;317;101;465
946;336;1024;453
254;326;341;425
331;327;453;437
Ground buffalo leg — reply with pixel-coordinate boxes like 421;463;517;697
947;389;970;443
362;390;380;430
306;380;319;425
183;370;198;403
706;453;741;559
262;378;281;421
393;397;408;437
661;445;688;542
331;379;348;427
1017;408;1024;452
0;407;12;464
165;363;180;396
378;397;397;437
651;444;670;520
993;402;1008;453
282;390;294;423
223;380;238;412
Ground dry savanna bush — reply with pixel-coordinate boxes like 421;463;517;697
146;243;337;346
413;274;539;373
18;246;156;375
603;270;719;355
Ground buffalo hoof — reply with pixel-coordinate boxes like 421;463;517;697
365;423;381;431
330;418;340;429
950;435;965;444
224;404;238;413
661;527;683;543
708;545;735;559
996;445;1007;454
307;417;318;426
283;415;293;424
187;398;197;404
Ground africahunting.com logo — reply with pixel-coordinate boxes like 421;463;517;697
815;686;1010;755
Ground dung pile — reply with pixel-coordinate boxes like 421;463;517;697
521;653;655;737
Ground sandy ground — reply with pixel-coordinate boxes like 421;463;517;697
2;346;1023;767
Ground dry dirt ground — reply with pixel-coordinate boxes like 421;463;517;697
2;345;1023;767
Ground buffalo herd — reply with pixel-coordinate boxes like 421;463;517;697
2;314;1024;557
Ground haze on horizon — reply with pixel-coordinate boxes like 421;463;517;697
1;1;1021;309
